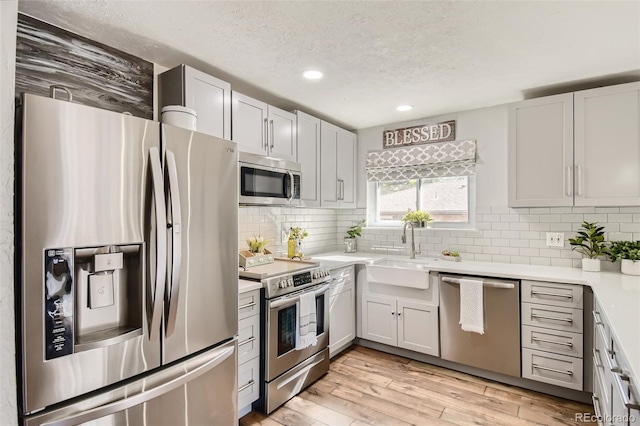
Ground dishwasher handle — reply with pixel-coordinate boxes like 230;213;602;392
441;276;515;289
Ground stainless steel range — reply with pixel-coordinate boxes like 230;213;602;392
239;259;332;414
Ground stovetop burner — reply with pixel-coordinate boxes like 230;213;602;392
238;258;331;298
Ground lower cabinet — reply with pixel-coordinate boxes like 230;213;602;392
238;289;261;416
329;266;355;357
361;294;439;357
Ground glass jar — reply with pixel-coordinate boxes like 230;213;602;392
344;237;357;253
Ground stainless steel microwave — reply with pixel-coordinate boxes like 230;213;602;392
238;152;301;206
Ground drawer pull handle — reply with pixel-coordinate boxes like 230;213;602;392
531;314;573;323
613;372;640;410
592;395;603;421
239;302;256;310
238;379;255;393
532;364;573;376
531;291;573;299
531;337;573;348
592;310;604;325
238;336;256;347
593;348;603;369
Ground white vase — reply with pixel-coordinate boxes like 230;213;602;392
582;258;601;272
621;259;640;276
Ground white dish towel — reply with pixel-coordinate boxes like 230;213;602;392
295;292;317;350
459;278;485;334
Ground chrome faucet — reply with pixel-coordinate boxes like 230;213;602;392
402;222;420;259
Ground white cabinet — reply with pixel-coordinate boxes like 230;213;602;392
328;266;355;357
361;294;439;357
295;111;321;207
574;83;640;206
508;94;573;207
508;82;640;207
238;289;261;416
320;121;357;208
231;91;296;161
520;281;585;391
593;300;640;426
158;64;231;139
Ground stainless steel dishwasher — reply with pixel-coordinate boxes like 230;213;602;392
439;274;521;377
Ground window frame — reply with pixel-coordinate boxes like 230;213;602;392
366;175;476;230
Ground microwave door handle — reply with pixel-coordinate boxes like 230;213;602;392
148;147;167;342
287;171;294;202
164;150;182;338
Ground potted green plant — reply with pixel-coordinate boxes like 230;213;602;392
568;221;609;272
608;240;640;276
401;210;433;228
344;219;365;253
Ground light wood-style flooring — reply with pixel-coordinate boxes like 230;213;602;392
240;345;595;426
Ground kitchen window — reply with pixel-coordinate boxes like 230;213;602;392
368;175;475;228
365;140;477;228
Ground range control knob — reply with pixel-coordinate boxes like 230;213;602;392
313;272;319;279
279;280;287;288
287;278;294;287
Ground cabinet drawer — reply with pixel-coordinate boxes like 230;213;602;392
238;314;260;365
238;357;260;408
522;348;583;391
522;303;583;334
239;289;260;320
522;325;583;358
522;281;583;309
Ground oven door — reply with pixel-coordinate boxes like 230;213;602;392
239;162;299;206
265;284;329;381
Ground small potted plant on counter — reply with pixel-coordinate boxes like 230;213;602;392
287;227;308;258
568;221;609;272
608;240;640;276
344;219;365;253
401;209;433;228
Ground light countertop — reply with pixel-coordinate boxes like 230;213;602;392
308;251;640;384
238;279;262;294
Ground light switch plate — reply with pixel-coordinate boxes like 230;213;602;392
546;232;564;247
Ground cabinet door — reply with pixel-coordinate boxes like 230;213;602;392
232;91;268;156
320;121;340;207
397;300;439;356
337;128;357;208
296;111;321;206
184;66;231;139
574;82;640;206
361;294;396;346
329;285;355;357
268;106;296;162
508;94;574;207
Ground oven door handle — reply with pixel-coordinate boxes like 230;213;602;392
269;284;330;310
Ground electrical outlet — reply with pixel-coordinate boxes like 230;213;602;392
546;232;564;247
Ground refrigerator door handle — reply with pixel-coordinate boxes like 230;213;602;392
164;150;182;337
38;344;235;426
148;147;167;342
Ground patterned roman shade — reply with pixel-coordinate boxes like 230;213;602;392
366;140;477;182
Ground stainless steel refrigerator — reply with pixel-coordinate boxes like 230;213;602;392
16;93;239;425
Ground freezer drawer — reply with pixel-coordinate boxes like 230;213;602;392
25;340;238;426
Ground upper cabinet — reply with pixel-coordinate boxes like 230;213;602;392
158;65;231;139
508;82;640;207
295;111;321;207
320;121;357;208
574;83;640;206
231;91;296;162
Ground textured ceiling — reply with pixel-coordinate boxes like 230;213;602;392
17;1;640;130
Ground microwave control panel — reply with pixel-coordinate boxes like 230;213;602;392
44;248;74;360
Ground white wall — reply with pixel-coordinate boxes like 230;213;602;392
356;104;509;208
0;2;18;424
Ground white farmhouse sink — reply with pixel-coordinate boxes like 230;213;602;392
366;259;431;289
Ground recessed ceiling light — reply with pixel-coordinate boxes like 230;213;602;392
302;70;323;80
396;105;413;112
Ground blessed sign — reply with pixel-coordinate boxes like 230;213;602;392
383;120;456;148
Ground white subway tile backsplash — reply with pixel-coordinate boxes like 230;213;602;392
238;204;639;269
608;214;633;223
